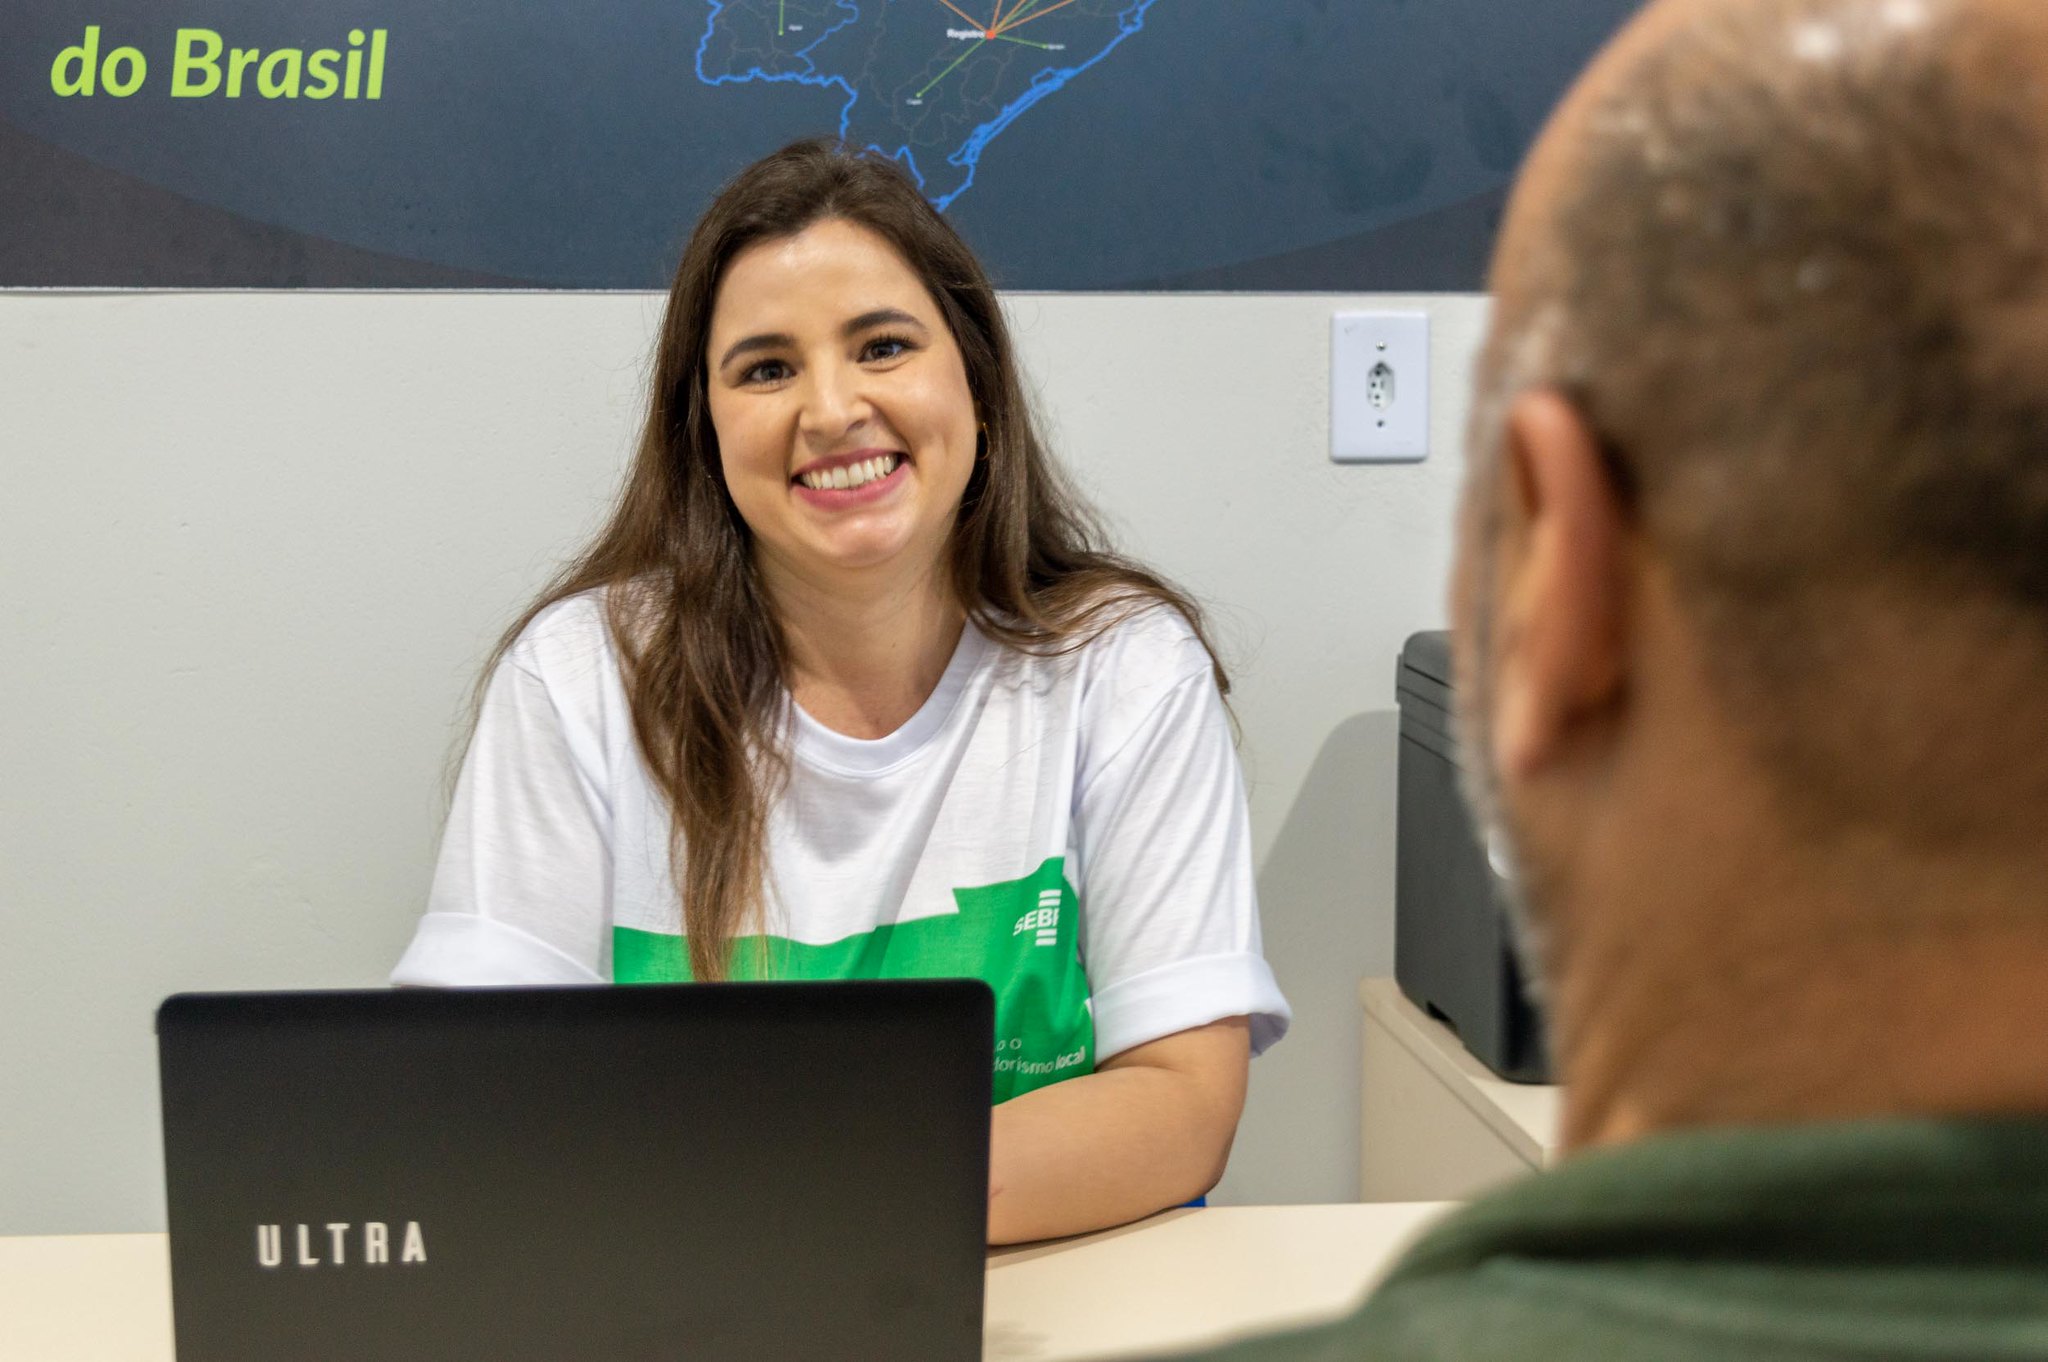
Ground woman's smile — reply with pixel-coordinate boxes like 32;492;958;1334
791;448;909;503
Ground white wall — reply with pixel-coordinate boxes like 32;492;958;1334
0;290;1486;1234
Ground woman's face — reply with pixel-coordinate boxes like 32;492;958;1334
705;218;978;596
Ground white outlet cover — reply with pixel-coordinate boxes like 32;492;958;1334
1331;311;1430;464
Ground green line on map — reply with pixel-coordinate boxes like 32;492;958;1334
917;37;985;97
779;0;786;35
991;32;1058;49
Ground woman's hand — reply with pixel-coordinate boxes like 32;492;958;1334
986;1017;1252;1245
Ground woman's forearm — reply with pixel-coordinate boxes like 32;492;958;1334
986;1018;1250;1245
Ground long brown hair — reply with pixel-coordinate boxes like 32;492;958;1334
472;139;1226;979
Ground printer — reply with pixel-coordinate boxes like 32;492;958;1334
1395;632;1552;1083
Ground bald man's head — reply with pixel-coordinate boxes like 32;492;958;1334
1470;0;2048;835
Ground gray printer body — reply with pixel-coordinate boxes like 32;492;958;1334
1395;632;1552;1083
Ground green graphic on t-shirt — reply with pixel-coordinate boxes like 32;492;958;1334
613;857;1094;1104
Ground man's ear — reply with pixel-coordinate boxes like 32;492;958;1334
1488;388;1632;782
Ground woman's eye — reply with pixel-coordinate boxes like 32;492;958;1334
741;359;792;384
861;335;913;363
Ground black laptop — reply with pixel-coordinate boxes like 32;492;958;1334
157;980;994;1361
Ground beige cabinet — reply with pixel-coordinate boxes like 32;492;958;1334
1359;977;1563;1202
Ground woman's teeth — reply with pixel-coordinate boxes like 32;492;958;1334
800;455;901;491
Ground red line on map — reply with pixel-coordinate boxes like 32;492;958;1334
986;0;1010;35
993;0;1081;35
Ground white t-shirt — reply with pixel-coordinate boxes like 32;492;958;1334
392;591;1289;1100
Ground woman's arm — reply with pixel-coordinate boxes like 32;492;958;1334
976;611;1287;1243
986;1016;1251;1244
391;596;616;986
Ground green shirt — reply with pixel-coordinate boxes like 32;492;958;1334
1177;1116;2048;1361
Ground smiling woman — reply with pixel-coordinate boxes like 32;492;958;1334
388;139;1290;1243
708;221;978;611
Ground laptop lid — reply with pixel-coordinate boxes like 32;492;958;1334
157;980;993;1361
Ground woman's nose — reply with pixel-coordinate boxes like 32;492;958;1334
798;361;874;438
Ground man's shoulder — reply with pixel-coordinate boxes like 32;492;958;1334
1185;1116;2048;1362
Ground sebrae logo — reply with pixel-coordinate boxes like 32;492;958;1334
256;1220;426;1269
1012;887;1061;948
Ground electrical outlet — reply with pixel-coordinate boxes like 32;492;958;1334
1331;311;1430;463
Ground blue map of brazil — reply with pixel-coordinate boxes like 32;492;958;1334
698;0;1151;209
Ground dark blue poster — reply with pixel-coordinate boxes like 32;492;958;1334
0;1;1640;289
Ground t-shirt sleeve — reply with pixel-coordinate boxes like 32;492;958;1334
1073;614;1291;1061
390;607;615;987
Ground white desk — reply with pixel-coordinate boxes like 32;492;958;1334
2;1203;1451;1361
1359;977;1563;1202
986;1203;1450;1358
